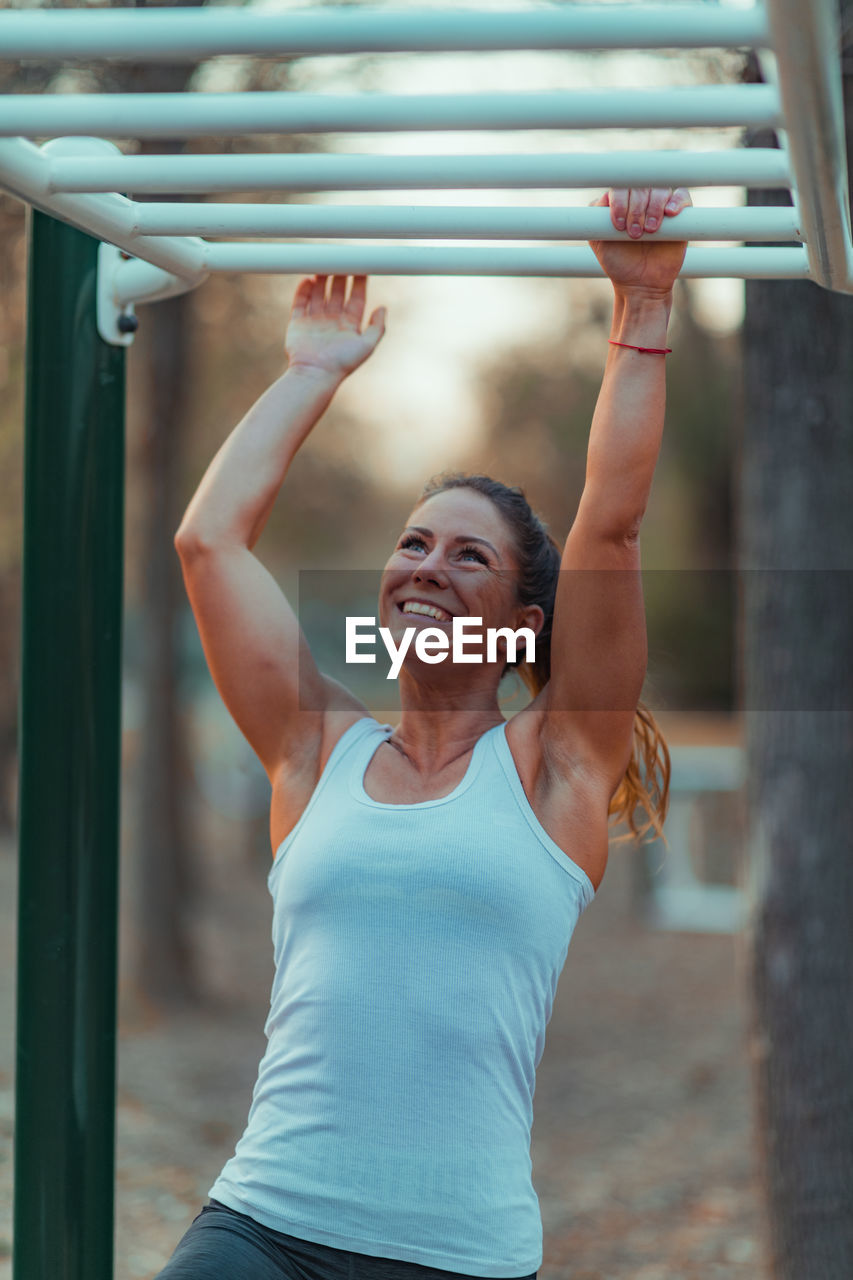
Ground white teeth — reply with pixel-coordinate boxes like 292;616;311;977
401;601;450;622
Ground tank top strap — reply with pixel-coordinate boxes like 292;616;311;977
345;716;394;768
490;721;596;904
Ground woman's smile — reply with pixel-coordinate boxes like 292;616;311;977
397;599;456;624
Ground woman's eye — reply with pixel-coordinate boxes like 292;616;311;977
398;536;486;564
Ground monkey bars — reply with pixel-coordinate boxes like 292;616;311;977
0;4;770;57
2;85;783;137
1;0;852;335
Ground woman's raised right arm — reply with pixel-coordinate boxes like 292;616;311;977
174;274;386;781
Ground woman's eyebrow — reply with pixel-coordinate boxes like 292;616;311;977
402;526;500;557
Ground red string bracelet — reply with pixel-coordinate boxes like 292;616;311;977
609;339;672;355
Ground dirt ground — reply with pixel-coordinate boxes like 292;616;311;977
0;714;768;1280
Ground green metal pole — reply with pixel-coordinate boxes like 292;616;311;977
14;211;126;1280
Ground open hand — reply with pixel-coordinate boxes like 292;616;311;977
285;274;387;379
588;187;692;296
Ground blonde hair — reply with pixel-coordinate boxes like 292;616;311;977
417;471;672;847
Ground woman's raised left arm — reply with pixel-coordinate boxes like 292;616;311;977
539;187;690;793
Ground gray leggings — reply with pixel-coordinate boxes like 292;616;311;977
154;1200;537;1280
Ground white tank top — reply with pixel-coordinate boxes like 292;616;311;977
209;715;595;1277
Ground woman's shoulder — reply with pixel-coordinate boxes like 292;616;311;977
268;678;380;853
317;677;383;766
504;691;618;812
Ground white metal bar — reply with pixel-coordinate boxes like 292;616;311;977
2;86;782;139
48;149;792;194
200;242;810;278
765;0;853;291
0;137;207;280
666;745;746;792
132;203;803;243
0;6;770;61
642;747;746;935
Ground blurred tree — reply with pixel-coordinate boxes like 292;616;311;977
122;0;208;1011
0;56;47;835
741;16;853;1275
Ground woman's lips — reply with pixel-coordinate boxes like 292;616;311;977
396;600;454;624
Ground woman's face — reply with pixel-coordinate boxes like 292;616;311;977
377;487;543;677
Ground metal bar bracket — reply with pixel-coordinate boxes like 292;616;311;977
96;242;206;345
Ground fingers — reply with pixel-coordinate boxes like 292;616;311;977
643;188;672;233
363;306;387;352
309;274;328;315
285;275;386;375
626;188;651;238
664;186;693;215
604;186;693;235
344;274;368;327
291;276;314;319
298;274;373;328
328;273;347;316
608;188;629;231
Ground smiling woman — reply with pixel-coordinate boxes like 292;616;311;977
168;184;684;1280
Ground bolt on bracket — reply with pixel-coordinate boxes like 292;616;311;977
97;241;208;346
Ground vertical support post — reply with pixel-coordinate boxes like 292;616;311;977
14;211;125;1280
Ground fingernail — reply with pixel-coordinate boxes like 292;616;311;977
666;198;679;211
615;216;626;230
646;216;658;231
631;222;642;237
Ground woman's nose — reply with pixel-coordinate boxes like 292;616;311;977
413;550;449;582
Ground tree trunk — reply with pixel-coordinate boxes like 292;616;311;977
740;15;853;1273
131;286;200;1007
